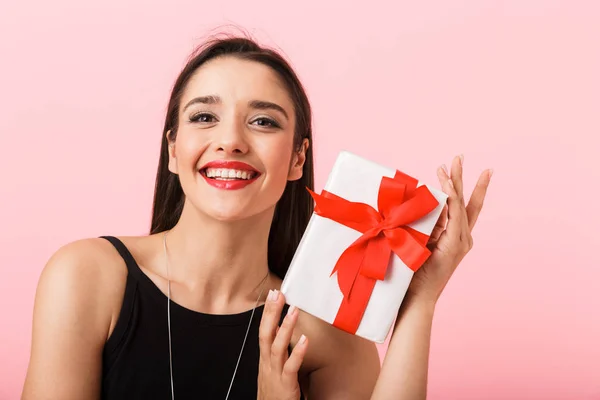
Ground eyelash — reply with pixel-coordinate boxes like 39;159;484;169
188;112;281;128
188;112;216;123
252;117;281;128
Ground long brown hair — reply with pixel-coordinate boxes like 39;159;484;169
150;34;314;279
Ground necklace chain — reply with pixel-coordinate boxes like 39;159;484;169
163;231;269;400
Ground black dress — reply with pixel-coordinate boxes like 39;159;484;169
99;236;296;400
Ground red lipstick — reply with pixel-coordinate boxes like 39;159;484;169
199;160;260;190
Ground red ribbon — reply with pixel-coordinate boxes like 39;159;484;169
307;170;440;334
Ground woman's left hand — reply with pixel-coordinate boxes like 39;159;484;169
406;154;493;304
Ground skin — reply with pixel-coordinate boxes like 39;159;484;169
21;56;492;400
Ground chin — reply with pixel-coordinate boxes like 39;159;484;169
198;201;275;224
205;208;251;222
183;180;281;224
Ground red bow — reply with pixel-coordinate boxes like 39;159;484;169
307;170;439;334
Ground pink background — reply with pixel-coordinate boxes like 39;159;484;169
1;0;599;399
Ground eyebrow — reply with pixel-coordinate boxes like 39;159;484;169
182;95;219;111
182;95;289;120
248;100;289;120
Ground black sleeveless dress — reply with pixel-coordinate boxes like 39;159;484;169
99;236;298;400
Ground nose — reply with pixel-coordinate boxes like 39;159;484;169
214;119;249;155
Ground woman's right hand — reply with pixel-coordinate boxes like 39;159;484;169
257;289;308;400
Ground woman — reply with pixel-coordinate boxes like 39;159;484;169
22;34;492;399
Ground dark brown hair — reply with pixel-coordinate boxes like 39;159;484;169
149;34;314;279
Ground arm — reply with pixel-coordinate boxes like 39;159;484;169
370;295;435;400
22;240;115;400
370;157;491;399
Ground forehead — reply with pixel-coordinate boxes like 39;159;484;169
181;56;293;109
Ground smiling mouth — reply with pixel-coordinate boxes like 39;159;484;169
200;167;259;181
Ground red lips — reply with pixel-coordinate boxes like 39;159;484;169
199;160;261;190
199;160;260;173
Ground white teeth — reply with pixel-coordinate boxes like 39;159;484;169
204;168;256;180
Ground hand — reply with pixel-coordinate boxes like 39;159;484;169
257;289;308;400
407;154;493;304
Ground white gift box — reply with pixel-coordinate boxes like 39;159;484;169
281;151;448;343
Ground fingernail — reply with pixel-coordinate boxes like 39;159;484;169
488;168;494;178
267;290;274;301
440;164;449;175
272;289;279;301
459;154;464;166
299;334;307;344
287;305;297;316
448;179;454;189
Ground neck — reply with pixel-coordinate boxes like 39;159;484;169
163;199;275;309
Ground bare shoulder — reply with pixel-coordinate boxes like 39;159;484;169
295;310;381;399
43;237;122;279
44;236;122;276
36;237;129;340
22;237;129;399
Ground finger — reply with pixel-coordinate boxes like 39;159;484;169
466;169;492;231
428;204;448;244
282;334;308;385
270;303;300;373
448;155;472;237
450;155;465;205
437;166;463;240
258;289;284;362
435;203;449;231
437;163;449;187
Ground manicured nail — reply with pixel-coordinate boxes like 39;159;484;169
267;290;274;301
287;305;297;316
488;168;494;178
272;289;279;301
299;334;307;344
440;164;449;175
459;154;464;166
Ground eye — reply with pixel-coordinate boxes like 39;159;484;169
251;117;281;129
189;112;217;123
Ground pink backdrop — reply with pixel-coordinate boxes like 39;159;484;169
1;0;599;399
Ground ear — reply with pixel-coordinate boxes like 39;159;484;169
166;130;178;174
288;138;309;181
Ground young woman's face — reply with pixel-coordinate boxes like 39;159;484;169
168;56;307;222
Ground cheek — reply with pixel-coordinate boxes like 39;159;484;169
176;130;208;168
262;137;295;177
